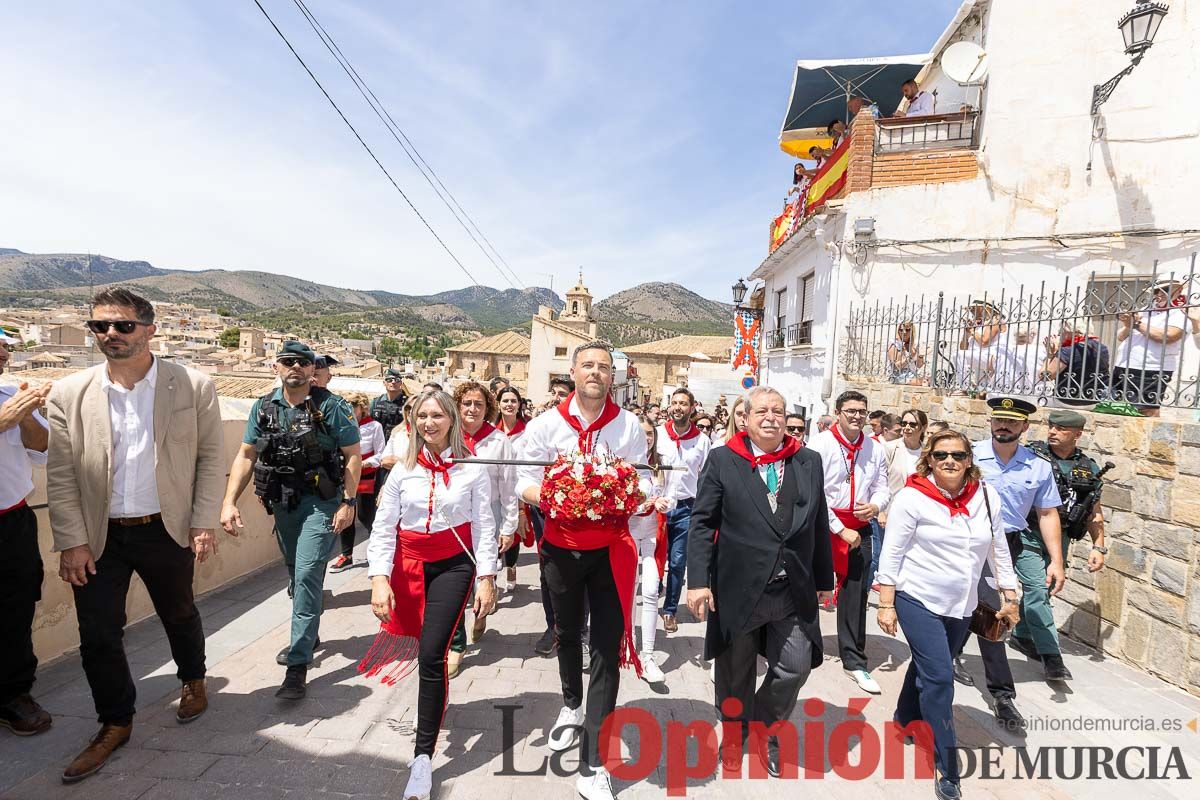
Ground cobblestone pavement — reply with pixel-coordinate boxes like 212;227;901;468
3;540;1199;800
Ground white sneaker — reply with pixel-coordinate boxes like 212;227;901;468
639;652;665;684
576;765;616;799
708;661;715;683
845;668;882;695
403;754;432;800
581;639;591;671
548;704;584;752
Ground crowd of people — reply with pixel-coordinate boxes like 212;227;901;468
0;286;1114;800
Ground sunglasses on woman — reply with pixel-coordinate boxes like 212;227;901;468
85;320;147;335
277;356;312;368
697;423;713;431
931;450;969;462
899;421;920;429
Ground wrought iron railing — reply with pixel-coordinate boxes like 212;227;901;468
767;328;786;350
839;262;1200;411
787;320;813;347
874;111;979;155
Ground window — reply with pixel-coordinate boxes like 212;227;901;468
773;288;787;347
800;273;815;323
572;301;579;314
504;363;511;374
554;346;568;357
470;361;476;372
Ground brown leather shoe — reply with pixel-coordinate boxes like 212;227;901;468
62;723;132;784
176;678;208;724
0;694;52;736
471;614;487;644
662;614;679;633
447;650;463;679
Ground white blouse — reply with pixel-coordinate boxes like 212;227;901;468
358;419;386;469
469;426;520;557
367;447;498;579
877;484;1018;618
628;477;675;542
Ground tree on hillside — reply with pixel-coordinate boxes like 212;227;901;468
379;336;401;359
219;327;241;349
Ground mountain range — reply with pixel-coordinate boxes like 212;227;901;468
0;249;732;345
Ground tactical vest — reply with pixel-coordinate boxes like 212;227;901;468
1026;441;1103;541
252;388;345;513
372;393;407;439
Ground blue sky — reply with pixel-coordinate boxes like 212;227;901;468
0;1;959;302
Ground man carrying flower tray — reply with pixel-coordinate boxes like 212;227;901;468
516;341;649;800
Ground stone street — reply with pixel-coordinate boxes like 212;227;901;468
2;541;1198;800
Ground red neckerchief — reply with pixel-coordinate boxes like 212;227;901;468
664;420;700;452
906;474;980;517
462;421;497;454
724;430;801;469
415;447;452;533
557;392;621;454
830;424;865;503
501;417;526;437
358;414;376;426
1062;334;1099;347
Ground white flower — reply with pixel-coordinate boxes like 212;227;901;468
586;509;601;520
554;492;566;504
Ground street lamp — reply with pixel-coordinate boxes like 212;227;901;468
1091;1;1169;118
731;278;748;307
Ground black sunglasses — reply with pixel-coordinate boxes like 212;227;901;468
384;376;402;382
697;423;713;430
931;450;970;462
86;319;147;335
899;421;920;429
277;356;312;368
787;425;806;433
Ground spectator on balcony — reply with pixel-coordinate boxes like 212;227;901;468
1041;323;1110;407
1112;278;1190;416
887;321;924;385
956;301;1009;394
893;80;935;118
827;119;847;147
788;162;817;204
847;96;880;121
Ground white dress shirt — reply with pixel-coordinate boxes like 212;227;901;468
1116;307;1190;372
103;359;161;516
359;419;386;469
877;485;1018;618
656;422;712;501
0;384;48;510
906;90;935;116
367;447;497;579
749;439;786;487
515;396;649;500
806;427;891;533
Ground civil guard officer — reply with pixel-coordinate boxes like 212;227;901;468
372;367;409;442
220;341;361;700
1016;409;1108;681
956;396;1064;730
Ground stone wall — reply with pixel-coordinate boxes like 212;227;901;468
844;380;1200;698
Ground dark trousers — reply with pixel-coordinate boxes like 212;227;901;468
73;519;205;725
837;533;872;671
0;505;42;705
714;580;813;743
954;564;1016;700
541;540;624;767
415;552;474;757
661;501;693;616
894;591;972;783
530;507;555;630
339;491;377;559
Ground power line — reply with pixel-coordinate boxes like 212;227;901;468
250;0;482;287
291;0;526;290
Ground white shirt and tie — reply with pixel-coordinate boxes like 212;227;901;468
101;359;160;517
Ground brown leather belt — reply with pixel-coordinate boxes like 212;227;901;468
109;513;162;527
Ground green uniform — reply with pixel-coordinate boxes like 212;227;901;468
1014;441;1103;656
244;386;359;666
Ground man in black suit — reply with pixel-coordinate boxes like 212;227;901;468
687;386;834;778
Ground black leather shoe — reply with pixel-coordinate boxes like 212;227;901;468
1042;654;1073;681
1008;635;1041;661
0;694;52;736
993;696;1025;728
275;665;307;700
720;736;744;774
275;638;320;666
934;776;962;800
534;628;557;656
951;656;974;687
755;736;783;778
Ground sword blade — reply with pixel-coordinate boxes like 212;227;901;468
449;457;685;471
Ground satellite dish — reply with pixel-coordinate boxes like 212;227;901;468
941;41;990;84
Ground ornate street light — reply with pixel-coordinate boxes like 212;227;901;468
731;278;748;307
1092;1;1169;118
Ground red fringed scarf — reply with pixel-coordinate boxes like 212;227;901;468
664;421;700;452
544;395;642;675
633;501;670;580
357;522;474;685
906;474;980;517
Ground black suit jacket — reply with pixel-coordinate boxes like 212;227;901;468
686;444;834;666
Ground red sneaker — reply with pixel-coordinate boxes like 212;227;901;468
329;554;354;573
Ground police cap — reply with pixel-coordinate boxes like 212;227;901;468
986;396;1037;421
277;340;316;364
314;354;339;369
1047;409;1086;429
384;368;403;380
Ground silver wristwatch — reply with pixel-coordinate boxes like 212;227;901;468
1092;545;1108;555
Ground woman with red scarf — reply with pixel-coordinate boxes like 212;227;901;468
362;389;498;800
629;420;673;684
331;394;385;572
495;385;532;585
876;428;1018;800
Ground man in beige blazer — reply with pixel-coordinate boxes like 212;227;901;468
45;288;224;784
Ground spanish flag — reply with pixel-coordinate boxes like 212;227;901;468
805;135;851;216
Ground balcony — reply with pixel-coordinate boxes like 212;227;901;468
874;111;979;154
786;320;813;346
767;328;786;350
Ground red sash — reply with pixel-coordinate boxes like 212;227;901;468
828;426;870;590
358;523;474;685
357;418;379;493
633;503;669;580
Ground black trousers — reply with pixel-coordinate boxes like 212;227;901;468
529;507;555;630
837;533;872;672
415;551;475;757
541;541;623;767
715;580;813;742
0;505;42;705
73;519;205;725
954;564;1016;700
340;491;377;559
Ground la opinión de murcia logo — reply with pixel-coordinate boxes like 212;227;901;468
495;701;1193;796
